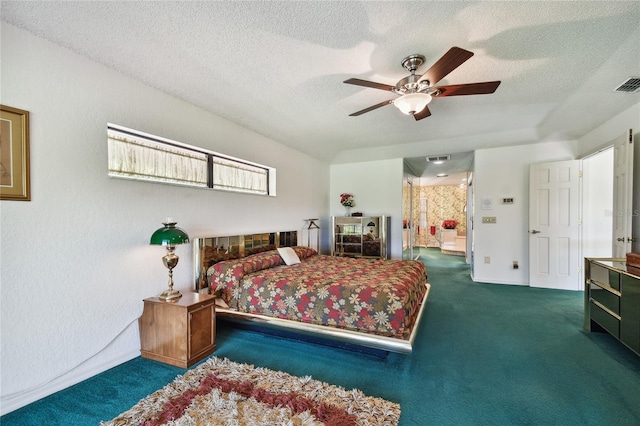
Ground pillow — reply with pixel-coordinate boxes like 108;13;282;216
242;250;284;273
277;247;301;265
292;246;318;260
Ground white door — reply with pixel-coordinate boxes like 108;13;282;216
529;160;581;290
612;129;634;257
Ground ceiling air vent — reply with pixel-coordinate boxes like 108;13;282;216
613;77;640;93
426;154;451;162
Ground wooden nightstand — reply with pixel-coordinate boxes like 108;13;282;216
139;292;216;368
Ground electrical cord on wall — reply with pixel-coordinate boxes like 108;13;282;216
2;317;139;400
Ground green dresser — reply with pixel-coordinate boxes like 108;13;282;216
585;258;640;355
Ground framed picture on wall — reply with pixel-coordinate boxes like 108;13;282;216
0;105;30;201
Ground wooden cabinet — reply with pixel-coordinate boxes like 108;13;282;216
585;258;640;356
331;216;388;259
139;292;216;368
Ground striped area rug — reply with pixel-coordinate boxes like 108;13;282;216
102;357;400;426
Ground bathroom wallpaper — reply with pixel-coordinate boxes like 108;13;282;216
416;184;467;247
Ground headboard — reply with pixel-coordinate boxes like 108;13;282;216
192;231;297;292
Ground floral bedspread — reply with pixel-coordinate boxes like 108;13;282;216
210;248;428;339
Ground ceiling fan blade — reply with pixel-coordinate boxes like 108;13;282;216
433;81;501;97
349;99;394;116
418;47;474;86
344;78;395;91
413;105;432;121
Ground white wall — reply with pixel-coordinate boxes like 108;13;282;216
329;159;404;259
471;101;640;286
0;23;329;414
472;141;577;285
576;103;640;157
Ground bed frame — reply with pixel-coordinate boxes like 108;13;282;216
193;231;430;354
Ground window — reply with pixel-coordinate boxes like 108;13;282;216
107;124;274;196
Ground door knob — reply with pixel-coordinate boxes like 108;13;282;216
530;230;541;234
617;238;625;242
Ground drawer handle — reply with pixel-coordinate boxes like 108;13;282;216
589;280;621;296
590;298;621;320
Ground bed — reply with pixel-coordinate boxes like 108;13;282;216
193;231;430;354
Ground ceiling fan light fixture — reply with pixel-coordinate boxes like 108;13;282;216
344;47;500;119
394;92;432;115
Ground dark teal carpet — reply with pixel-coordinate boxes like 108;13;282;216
3;248;639;425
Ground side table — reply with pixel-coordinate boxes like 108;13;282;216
139;292;216;368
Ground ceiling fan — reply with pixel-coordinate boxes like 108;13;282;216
344;47;501;121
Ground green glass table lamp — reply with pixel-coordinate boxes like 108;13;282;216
150;219;190;301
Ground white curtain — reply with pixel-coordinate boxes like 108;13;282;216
108;129;207;187
212;156;268;194
107;127;269;195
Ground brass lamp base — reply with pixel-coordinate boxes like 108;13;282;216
159;288;182;301
159;245;182;301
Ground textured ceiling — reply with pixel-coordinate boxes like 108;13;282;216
2;1;639;179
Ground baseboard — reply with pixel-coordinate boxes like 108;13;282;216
0;349;139;416
471;276;528;286
440;249;465;256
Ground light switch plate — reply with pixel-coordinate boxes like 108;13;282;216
482;216;497;224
